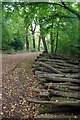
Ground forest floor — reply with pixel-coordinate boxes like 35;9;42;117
2;52;41;119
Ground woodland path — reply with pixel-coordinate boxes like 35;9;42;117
2;52;41;119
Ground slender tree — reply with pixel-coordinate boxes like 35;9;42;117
55;20;59;53
38;36;41;51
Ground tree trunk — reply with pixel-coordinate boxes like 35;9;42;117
26;29;29;51
39;19;48;53
44;83;80;91
78;18;80;57
55;22;59;53
38;36;41;51
38;62;62;74
32;31;35;49
42;35;48;53
35;114;80;120
50;31;54;53
60;1;80;19
49;89;80;99
39;106;80;114
26;98;80;106
45;76;80;84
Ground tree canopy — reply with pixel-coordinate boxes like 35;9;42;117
2;1;80;56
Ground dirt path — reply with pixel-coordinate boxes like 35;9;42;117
2;52;41;119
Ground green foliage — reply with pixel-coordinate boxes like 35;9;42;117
10;37;24;51
39;106;48;114
2;2;80;56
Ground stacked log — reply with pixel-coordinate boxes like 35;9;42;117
27;52;80;120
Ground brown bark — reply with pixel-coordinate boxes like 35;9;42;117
50;31;54;53
36;57;78;68
35;72;65;79
60;1;80;19
55;21;59;53
38;62;62;74
49;89;80;99
26;98;80;106
26;29;29;51
42;36;48;53
32;31;35;49
32;88;80;99
34;66;52;73
38;36;41;51
39;106;80;114
44;83;80;91
45;76;80;84
44;73;79;79
59;68;78;73
35;114;80;120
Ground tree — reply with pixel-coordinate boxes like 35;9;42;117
2;2;79;56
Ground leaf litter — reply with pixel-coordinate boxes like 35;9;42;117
2;52;41;119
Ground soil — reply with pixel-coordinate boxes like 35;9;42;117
2;52;41;119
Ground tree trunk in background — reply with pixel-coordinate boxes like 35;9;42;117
55;22;59;53
26;29;29;51
50;31;54;53
42;35;48;53
39;19;48;53
55;28;59;53
78;19;80;57
32;31;35;49
38;36;41;51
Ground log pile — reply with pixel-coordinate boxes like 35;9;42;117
27;53;80;120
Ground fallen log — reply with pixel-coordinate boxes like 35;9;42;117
38;78;46;83
39;92;49;98
59;68;78;73
45;76;80;84
26;98;80;106
33;63;65;70
36;73;64;79
50;55;78;65
50;55;65;60
36;59;78;69
34;69;79;77
32;88;80;99
45;63;70;70
34;66;78;74
34;71;49;76
37;53;78;63
39;105;80;114
44;82;78;86
36;58;64;63
65;59;79;65
37;55;49;59
44;73;79;79
32;64;39;68
55;62;78;67
32;88;48;93
44;83;80;91
50;53;71;59
49;89;80;99
35;55;49;61
38;53;49;57
35;114;80;120
38;62;62;74
34;66;52;73
39;60;78;68
34;60;79;76
50;96;77;101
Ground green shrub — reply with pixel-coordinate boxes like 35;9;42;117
10;37;24;51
